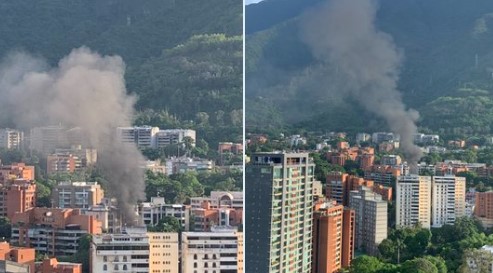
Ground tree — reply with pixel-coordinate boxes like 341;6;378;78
350;256;385;273
148;216;182;232
0;217;11;240
400;257;438;273
423;256;447;273
36;182;51;207
457;248;493;273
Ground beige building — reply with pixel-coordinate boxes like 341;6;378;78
52;182;104;209
182;227;243;273
432;175;466;227
396;175;432;229
349;187;387;255
148;232;179;273
190;191;243;210
91;228;150;273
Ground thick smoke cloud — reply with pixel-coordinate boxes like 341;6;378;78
0;47;145;224
300;0;422;164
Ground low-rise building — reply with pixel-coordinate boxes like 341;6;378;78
0;242;35;273
35;258;82;273
190;191;243;210
192;201;243;231
0;163;35;182
138;197;189;230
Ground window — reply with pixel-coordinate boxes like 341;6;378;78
123;256;127;262
194;262;197;268
194;254;197;260
114;265;118;270
123;265;128;271
103;256;107;262
103;265;107;271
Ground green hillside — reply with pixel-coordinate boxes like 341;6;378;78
246;0;493;137
0;0;242;144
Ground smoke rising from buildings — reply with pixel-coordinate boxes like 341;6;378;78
0;47;145;223
300;0;422;164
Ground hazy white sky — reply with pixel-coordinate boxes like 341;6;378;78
245;0;264;4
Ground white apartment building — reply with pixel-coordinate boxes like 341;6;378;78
52;181;104;209
166;157;213;175
0;128;23;150
349;187;387;255
432;175;466;227
116;127;196;149
91;228;150;273
138;197;190;230
190;191;243;209
155;129;196;148
148;232;179;273
396;175;432;229
181;227;243;273
116;126;160;148
30;125;66;153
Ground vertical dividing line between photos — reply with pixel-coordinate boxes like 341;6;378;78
242;0;246;270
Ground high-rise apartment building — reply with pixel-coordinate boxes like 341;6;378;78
312;200;355;273
396;175;432;229
181;227;242;273
30;126;66;154
148;232;179;273
349;187;387;255
0;179;36;220
52;181;104;209
474;191;493;228
246;152;314;273
91;228;150;273
431;175;465;227
0;129;23;150
10;208;101;256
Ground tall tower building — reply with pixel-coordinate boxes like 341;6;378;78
431;175;465;227
396;175;432;229
246;152;315;273
312;201;355;273
349;187;387;255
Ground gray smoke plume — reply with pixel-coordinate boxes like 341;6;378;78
300;0;422;164
0;47;145;224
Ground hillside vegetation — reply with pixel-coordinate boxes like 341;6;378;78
0;0;242;144
246;0;493;138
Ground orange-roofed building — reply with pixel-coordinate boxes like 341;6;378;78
36;258;81;273
312;200;355;273
0;163;35;182
11;208;101;256
192;201;243;231
0;179;36;219
0;241;35;273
